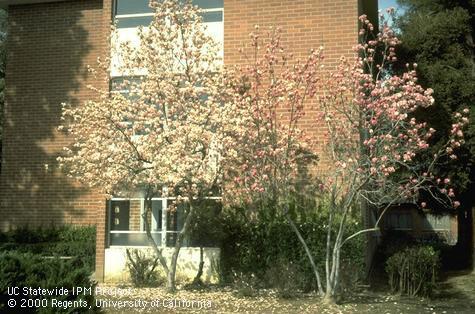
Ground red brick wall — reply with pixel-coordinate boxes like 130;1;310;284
224;0;359;64
129;200;142;231
0;0;374;281
223;0;375;273
224;0;362;168
0;0;112;280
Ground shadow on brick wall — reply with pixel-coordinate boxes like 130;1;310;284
0;0;106;230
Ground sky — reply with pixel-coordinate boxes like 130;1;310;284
378;0;406;15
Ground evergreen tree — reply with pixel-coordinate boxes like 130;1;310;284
395;0;475;267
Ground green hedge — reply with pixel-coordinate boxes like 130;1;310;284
0;251;99;313
0;226;96;271
219;213;365;293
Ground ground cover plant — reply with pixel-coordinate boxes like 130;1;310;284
97;270;475;313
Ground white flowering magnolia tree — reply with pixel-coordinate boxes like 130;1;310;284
58;0;230;292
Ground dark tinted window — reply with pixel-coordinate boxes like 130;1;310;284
116;16;154;28
116;0;223;15
152;200;163;231
109;200;130;231
116;0;152;15
201;11;222;23
114;0;223;28
192;0;224;9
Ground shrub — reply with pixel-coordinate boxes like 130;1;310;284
0;225;96;271
379;230;416;260
125;249;163;287
385;245;440;297
53;241;95;270
338;258;365;295
0;225;95;246
187;199;224;248
232;271;260;298
57;225;95;243
220;211;365;294
0;251;98;313
264;257;304;299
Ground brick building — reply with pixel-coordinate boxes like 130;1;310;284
0;0;378;281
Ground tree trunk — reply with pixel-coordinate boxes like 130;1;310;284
167;200;195;292
325;207;333;297
286;213;324;295
142;196;170;275
192;246;205;285
322;293;336;305
167;265;177;292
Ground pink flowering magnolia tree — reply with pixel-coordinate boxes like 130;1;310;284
223;26;327;295
58;0;230;292
222;26;321;212
222;30;345;297
227;12;469;302
311;12;470;301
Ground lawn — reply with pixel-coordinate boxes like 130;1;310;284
99;271;475;313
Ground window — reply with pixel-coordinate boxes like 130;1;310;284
384;211;413;230
110;76;142;99
114;0;153;28
111;0;224;90
107;2;224;248
112;0;223;53
110;76;153;137
107;197;221;247
114;0;224;27
109;200;130;231
422;214;451;231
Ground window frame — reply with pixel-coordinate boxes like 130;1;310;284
113;0;224;29
384;210;413;231
107;196;221;247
